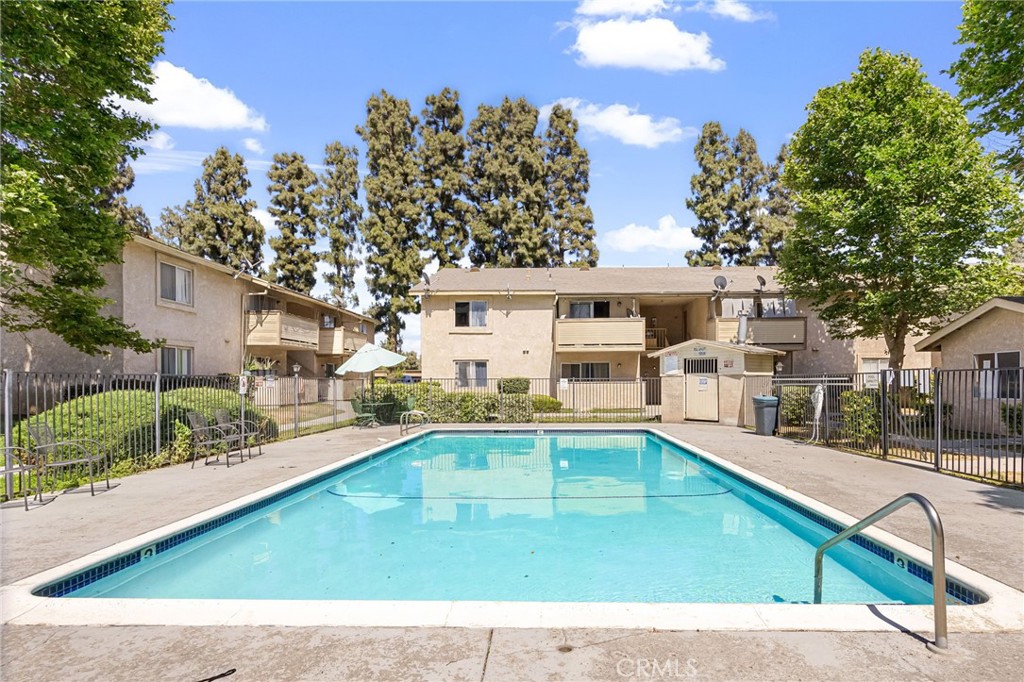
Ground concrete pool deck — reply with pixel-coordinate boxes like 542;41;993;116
2;424;1022;681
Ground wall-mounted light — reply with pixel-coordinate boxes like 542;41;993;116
292;363;301;376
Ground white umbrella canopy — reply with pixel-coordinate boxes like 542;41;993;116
334;342;406;376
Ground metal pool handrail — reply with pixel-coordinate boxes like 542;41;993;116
813;492;948;650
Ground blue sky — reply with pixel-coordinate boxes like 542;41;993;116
124;0;968;350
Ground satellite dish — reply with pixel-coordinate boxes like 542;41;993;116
756;275;766;290
423;272;431;286
713;275;728;291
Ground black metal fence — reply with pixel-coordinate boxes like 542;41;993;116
771;368;1022;486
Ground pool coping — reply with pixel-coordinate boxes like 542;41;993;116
2;426;1022;633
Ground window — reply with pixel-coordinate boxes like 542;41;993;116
976;351;1021;399
560;362;611;380
159;262;193;305
567;301;610;319
322;314;336;329
160;346;193;375
455;301;487;327
455;360;488;388
759;297;796;318
861;358;889;374
357;322;368;335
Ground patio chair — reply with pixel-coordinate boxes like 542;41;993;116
25;422;109;497
350;398;376;428
186;412;245;468
398;395;430;435
0;446;42;510
214;408;265;459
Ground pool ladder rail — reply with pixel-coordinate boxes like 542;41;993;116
813;492;948;651
399;408;431;435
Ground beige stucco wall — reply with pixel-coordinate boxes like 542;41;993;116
660;375;686;423
121;241;247;375
932;308;1024;370
420;293;555;380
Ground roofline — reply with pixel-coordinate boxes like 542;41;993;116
132;235;377;326
647;339;786;358
914;298;1024;352
411;287;783;297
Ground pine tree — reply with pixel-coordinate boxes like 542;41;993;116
720;129;765;265
685;122;733;266
267;152;321;294
466;97;550;267
419;88;470;269
544;104;598;266
356;90;424;350
100;158;151;235
753;144;796;266
319;142;362;307
156;147;265;274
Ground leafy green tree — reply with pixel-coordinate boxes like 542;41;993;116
267;152;322;294
157;147;265;274
319;142;362;307
720;129;765;265
356;90;424;350
1;0;170;355
780;49;1023;372
752;144;795;266
544;104;598;267
466;97;550;267
100;158;151;235
419;88;471;269
949;0;1024;181
685;122;733;266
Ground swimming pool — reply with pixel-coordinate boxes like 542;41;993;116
35;431;981;606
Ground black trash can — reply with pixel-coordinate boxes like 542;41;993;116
753;395;779;436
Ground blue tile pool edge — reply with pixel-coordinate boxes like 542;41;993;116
32;427;986;605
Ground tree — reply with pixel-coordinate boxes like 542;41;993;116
419;88;471;269
466;98;550;267
267;152;321;294
157;147;265;274
319;142;362;308
752;144;796;266
1;1;170;355
356;91;424;350
949;0;1024;181
684;122;733;266
720;129;765;265
780;49;1023;373
544;104;598;267
100;158;151;235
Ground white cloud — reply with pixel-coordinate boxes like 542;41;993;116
243;137;265;155
576;0;668;17
688;0;773;23
143;130;175;151
543;98;694;148
571;18;725;73
251;208;276;237
602;215;703;253
133;150;208;175
119;61;268;131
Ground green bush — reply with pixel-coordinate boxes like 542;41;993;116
422;392;532;423
1002;403;1022;436
779;387;810;426
839;389;882;445
532;395;563;413
497;377;530;394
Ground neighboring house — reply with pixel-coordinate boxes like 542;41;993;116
1;235;375;380
411;266;935;386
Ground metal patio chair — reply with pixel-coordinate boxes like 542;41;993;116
349;398;377;428
186;412;245;468
214;408;265;458
25;422;109;497
0;446;42;510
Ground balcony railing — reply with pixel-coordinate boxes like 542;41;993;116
706;316;806;347
246;311;319;350
318;327;369;355
645;327;668;350
555;317;645;351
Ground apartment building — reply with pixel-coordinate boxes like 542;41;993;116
411;265;935;385
1;235;375;379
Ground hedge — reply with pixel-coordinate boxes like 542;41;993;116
497;377;530;394
532;395;563;413
424;392;533;423
839;389;882;446
1002;403;1022;436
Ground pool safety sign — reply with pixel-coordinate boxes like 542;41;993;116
698;377;709;391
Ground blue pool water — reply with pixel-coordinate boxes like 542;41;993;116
65;431;939;604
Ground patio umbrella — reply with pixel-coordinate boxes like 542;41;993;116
334;342;406;376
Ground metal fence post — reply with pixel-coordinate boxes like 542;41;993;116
293;375;300;439
4;369;12;495
822;375;831;444
934;370;943;471
154;372;162;464
332;378;338;429
880;370;889;459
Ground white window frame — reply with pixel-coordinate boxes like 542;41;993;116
560;362;611;381
322;314;336;329
160;346;193;376
159;262;193;306
567;300;611;319
455;301;487;328
455;360;488;388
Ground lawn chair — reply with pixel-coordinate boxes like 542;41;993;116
214;408;265;458
25;422;109;497
0;446;41;510
399;395;430;435
186;412;245;468
350;398;376;428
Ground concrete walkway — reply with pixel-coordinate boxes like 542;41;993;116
2;424;1022;681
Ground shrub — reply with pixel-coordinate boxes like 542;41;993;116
839;389;882;446
422;392;532;423
1002;403;1022;436
779;387;811;426
532;395;563;413
497;377;530;394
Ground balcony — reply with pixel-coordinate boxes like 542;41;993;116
318;327;369;355
645;327;668;350
555;317;645;352
706;316;806;348
246;311;319;350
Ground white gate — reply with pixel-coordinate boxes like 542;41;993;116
684;358;719;422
